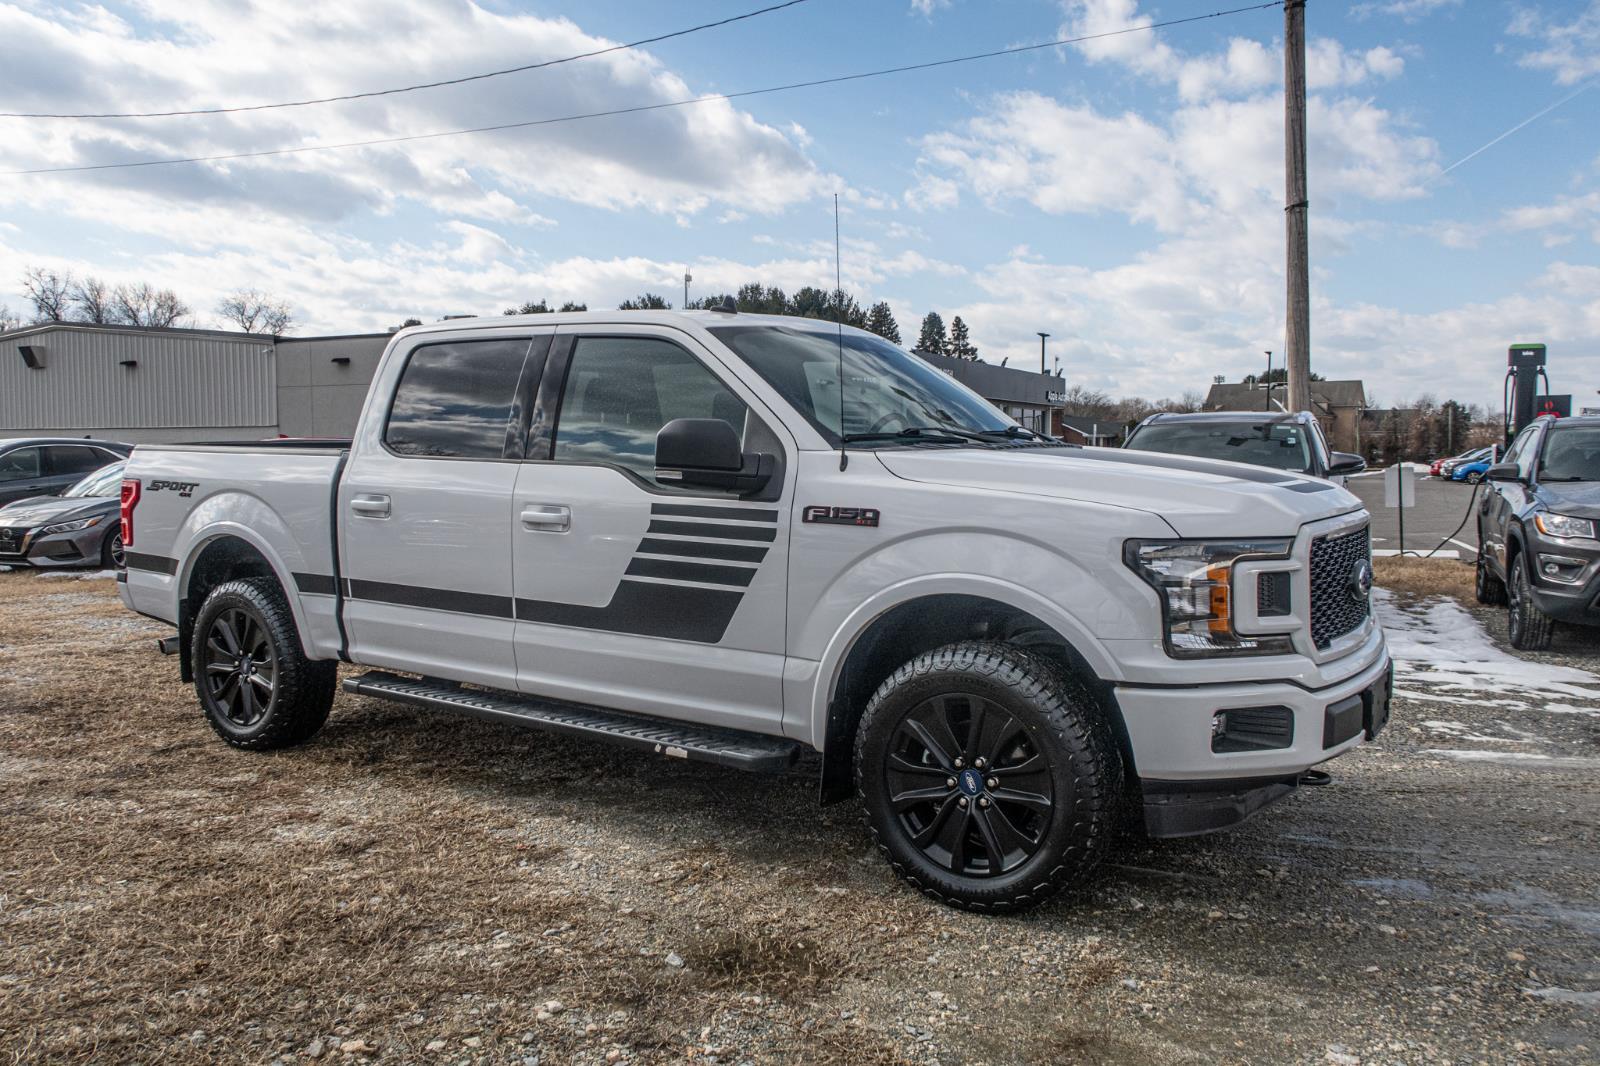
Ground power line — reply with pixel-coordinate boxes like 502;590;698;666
4;1;1282;177
0;0;813;120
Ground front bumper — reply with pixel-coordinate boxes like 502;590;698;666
1117;647;1392;836
0;525;109;568
1523;532;1600;626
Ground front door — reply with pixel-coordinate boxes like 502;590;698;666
339;331;549;691
510;325;794;735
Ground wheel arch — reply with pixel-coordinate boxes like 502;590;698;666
176;531;304;681
815;591;1133;805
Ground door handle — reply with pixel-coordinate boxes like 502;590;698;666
520;504;571;532
350;493;391;518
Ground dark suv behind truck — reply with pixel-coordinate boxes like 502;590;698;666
1476;415;1600;649
1123;411;1366;481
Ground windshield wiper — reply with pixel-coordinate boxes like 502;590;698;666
841;427;970;446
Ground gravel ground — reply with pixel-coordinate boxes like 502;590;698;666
1;569;1597;1065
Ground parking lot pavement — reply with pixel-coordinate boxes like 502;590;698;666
1347;470;1482;556
2;570;1598;1064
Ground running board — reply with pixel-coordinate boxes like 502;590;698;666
342;671;801;774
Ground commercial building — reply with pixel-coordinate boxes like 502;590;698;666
0;323;389;442
914;350;1066;437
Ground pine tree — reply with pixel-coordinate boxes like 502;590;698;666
557;301;587;312
865;301;900;343
505;300;550;315
787;286;832;320
618;293;671;310
916;312;947;355
948;316;977;359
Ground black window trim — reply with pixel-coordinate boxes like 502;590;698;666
532;329;785;500
379;334;550;463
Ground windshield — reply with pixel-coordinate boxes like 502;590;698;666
1126;421;1312;473
707;324;1012;445
64;461;125;498
1538;425;1600;482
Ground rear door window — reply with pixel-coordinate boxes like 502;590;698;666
385;339;532;458
47;445;118;477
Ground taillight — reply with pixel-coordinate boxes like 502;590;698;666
120;478;141;551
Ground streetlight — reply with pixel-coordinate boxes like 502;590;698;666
1037;332;1050;374
1263;350;1273;412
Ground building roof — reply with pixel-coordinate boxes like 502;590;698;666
1203;379;1367;413
914;350;1065;407
0;321;389;344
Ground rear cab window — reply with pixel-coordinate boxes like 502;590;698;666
384;339;534;459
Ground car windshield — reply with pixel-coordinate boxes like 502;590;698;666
1126;420;1312;473
1537;425;1600;482
707;324;1013;445
64;461;125;498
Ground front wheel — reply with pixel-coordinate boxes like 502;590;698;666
192;577;337;749
855;642;1120;913
1507;553;1554;651
1466;470;1485;485
101;528;124;570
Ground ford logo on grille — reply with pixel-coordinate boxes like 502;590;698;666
1349;559;1374;603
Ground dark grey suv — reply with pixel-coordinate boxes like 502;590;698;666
1123;411;1366;480
0;438;132;506
1476;415;1600;649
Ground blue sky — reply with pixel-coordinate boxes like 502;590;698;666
0;0;1595;409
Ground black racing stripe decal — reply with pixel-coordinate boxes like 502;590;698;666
293;572;337;596
646;520;777;543
650;503;779;523
625;556;757;587
516;580;743;643
124;551;178;575
636;537;769;563
345;578;514;619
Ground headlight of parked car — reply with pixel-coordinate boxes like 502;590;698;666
1124;539;1295;658
1534;512;1596;539
38;516;102;535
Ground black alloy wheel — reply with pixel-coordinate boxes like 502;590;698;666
885;692;1054;878
204;607;279;729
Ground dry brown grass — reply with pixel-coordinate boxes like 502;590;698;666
1372;555;1475;604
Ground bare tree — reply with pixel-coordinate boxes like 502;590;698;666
21;266;73;322
115;282;191;328
0;303;21;332
70;276;116;323
1061;384;1114;419
216;289;293;336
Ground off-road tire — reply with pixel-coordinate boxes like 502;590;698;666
1507;552;1554;651
1475;543;1506;606
100;528;124;570
192;577;336;749
855;641;1120;913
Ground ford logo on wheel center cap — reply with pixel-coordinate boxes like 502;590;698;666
958;769;985;796
1350;559;1374;603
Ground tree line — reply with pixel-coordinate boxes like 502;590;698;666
6;266;295;336
502;282;987;360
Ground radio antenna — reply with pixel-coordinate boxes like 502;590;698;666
834;192;848;471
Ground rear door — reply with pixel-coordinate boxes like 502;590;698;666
339;330;551;691
509;324;794;735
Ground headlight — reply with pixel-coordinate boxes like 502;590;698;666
1125;539;1294;658
1534;512;1595;539
38;516;102;535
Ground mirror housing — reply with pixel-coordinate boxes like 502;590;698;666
1484;462;1522;483
1326;452;1366;477
655;418;774;494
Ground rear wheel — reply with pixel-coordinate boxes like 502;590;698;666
1466;470;1485;485
100;528;124;570
1507;552;1554;651
192;577;336;749
855;641;1119;913
1475;543;1506;605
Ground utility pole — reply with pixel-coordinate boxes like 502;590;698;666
683;268;692;309
1284;0;1312;415
1037;332;1050;374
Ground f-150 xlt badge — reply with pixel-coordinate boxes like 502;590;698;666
803;506;879;527
149;480;199;497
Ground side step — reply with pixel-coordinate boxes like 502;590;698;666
342;671;801;774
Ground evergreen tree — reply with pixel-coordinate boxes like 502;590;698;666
618;293;671;310
557;301;587;312
915;312;948;355
828;288;868;329
787;286;832;320
865;301;901;343
948;316;977;359
505;300;550;315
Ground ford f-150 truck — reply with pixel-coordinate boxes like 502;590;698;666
117;310;1391;912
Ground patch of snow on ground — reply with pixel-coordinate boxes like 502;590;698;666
1525;986;1600;1007
1424;749;1600;769
35;571;77;581
1419;720;1521;744
1376;588;1600;700
75;570;118;581
1541;703;1600;717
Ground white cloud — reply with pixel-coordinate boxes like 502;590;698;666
1509;1;1600;86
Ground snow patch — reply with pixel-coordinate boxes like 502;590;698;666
1541;703;1600;717
1525;986;1600;1007
1376;589;1600;700
35;571;77;581
1419;720;1522;744
76;570;118;581
1424;749;1551;763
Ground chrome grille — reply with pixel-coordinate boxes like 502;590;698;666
1309;525;1371;649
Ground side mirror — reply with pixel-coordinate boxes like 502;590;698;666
655;418;774;494
1484;462;1522;483
1326;452;1366;477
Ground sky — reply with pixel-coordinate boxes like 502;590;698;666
0;0;1595;411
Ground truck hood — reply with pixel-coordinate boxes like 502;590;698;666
0;495;116;529
876;446;1362;538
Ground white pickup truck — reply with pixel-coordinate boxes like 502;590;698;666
117;310;1390;912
